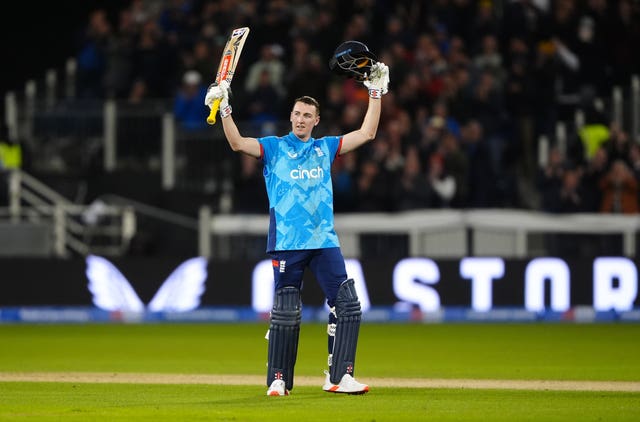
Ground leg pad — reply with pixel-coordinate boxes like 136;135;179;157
329;279;361;384
267;287;301;391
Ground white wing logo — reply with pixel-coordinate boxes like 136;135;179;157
86;255;208;312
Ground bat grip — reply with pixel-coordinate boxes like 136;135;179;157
206;98;222;125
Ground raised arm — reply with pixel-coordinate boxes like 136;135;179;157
221;115;261;158
205;80;261;159
340;97;381;155
339;62;389;155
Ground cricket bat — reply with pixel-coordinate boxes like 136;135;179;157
206;27;251;125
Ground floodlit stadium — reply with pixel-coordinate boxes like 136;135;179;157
1;1;639;419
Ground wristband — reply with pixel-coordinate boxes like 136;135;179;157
220;103;232;118
368;88;382;99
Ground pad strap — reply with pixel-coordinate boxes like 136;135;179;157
329;279;362;384
267;287;301;391
327;310;337;367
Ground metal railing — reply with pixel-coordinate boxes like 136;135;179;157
5;64;640;192
2;60;640;260
197;208;640;259
538;74;640;166
1;170;136;257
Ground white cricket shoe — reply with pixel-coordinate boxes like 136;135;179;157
323;370;369;394
267;379;289;396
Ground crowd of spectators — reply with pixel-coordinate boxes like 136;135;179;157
71;0;640;214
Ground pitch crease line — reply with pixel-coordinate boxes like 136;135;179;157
1;372;640;392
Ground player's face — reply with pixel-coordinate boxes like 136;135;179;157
290;102;320;141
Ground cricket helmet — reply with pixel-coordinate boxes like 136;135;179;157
329;40;377;81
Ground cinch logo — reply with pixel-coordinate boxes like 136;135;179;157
290;166;324;180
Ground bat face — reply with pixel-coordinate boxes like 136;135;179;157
218;52;233;82
216;27;250;84
232;27;248;38
207;26;250;125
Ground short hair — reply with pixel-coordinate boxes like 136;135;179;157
293;96;320;116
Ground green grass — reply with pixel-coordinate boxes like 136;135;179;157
1;383;639;421
1;323;640;380
1;323;639;420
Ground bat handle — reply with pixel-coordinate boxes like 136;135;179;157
206;98;222;125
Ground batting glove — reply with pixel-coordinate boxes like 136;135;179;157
205;80;232;117
363;62;390;98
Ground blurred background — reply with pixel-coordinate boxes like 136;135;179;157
1;0;639;319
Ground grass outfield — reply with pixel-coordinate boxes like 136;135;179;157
1;323;639;420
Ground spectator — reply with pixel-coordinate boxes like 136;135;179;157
393;70;424;117
556;166;587;213
76;9;112;98
504;37;537;185
245;69;283;128
233;153;268;213
322;80;346;124
132;19;178;98
127;78;149;104
536;146;566;213
31;0;640;218
607;0;640;86
605;122;631;165
439;130;469;208
579;145;609;212
427;151;456;208
332;152;358;213
382;15;415;51
189;39;219;85
286;51;327;112
245;44;286;98
309;9;342;60
251;1;292;47
0;125;23;206
392;145;431;211
380;118;406;177
472;34;504;83
532;39;560;140
501;0;546;49
468;70;503;164
574;0;610;97
417;114;445;165
628;142;640;211
470;0;501;52
103;8;138;99
173;70;208;131
356;158;391;212
599;159;639;214
432;100;461;138
460;119;495;208
0;125;22;172
629;142;640;185
578;108;610;160
544;165;590;256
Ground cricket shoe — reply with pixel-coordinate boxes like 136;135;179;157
323;370;369;394
267;379;289;396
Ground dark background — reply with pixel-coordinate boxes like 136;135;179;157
1;257;637;308
0;1;129;99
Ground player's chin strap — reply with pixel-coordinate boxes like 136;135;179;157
267;286;301;391
328;279;362;384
